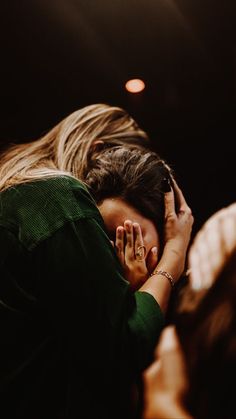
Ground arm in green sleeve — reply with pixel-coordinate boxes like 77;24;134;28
37;216;164;372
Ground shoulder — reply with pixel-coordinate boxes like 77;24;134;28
0;176;103;249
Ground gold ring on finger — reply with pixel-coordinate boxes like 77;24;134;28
135;245;147;261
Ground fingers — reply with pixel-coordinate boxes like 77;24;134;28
124;220;147;264
146;246;158;274
124;220;135;262
116;221;145;264
115;226;125;266
133;222;146;260
171;178;192;213
117;221;153;280
164;178;193;226
119;221;149;289
164;186;176;219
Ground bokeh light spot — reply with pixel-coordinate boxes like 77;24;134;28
125;79;145;93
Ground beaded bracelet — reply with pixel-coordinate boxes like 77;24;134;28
150;269;175;289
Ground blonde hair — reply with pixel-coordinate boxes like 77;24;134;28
0;103;148;192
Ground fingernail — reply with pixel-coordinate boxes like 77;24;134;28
124;220;132;231
152;246;158;255
162;177;171;192
117;226;123;235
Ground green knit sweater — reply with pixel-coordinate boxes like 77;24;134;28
0;176;164;419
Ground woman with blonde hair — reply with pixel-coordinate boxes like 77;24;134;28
0;103;193;419
0;103;149;191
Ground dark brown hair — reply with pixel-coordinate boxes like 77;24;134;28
85;146;173;236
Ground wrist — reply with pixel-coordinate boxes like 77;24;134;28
150;269;175;289
158;246;186;282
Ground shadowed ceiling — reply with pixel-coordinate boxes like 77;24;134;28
1;0;235;231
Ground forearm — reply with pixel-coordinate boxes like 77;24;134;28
139;244;185;313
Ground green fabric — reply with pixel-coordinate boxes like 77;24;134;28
0;176;164;419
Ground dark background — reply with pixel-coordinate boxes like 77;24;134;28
1;0;235;235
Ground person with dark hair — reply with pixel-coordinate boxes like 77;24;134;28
0;103;193;419
85;146;174;293
84;145;193;416
143;202;236;419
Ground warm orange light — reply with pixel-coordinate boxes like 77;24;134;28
125;78;145;93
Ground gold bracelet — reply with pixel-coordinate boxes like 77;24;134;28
150;269;175;289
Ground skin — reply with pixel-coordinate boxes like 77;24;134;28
98;182;193;313
143;326;192;419
98;197;160;256
139;182;193;312
143;204;236;418
98;197;160;289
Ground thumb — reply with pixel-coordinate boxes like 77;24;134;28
146;246;158;274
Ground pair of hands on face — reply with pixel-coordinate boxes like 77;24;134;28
112;180;194;291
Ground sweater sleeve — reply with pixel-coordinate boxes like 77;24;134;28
36;215;164;372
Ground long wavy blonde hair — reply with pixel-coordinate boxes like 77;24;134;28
0;103;148;192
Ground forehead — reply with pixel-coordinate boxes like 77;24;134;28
98;197;158;235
